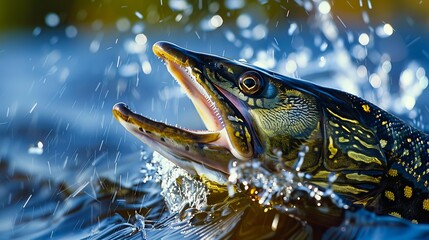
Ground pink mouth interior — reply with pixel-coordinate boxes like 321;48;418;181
166;61;225;132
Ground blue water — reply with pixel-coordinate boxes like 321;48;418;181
1;1;429;239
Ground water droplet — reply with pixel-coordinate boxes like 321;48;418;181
383;23;393;36
358;33;369;46
119;63;140;77
135;33;148;45
116;18;131;32
92;20;103;31
400;69;414;88
59;68;70;83
416;67;426;79
65;25;78;38
402;96;416;110
209;15;223;28
135;11;144;19
362;11;370;24
33;27;42;36
237;14;251;29
142;61;152;74
285;60;297;73
45;13;60;27
319;56;326;67
352;44;367;60
89;40;100;53
357;65;367;78
132;23;145;34
175;14;183;22
239;45;254;59
288;22;298;36
169;0;190;11
28;141;44;155
208;2;220;13
369;73;381;88
419;76;428;89
318;1;331;14
252;24;267;40
382;61;392;73
224;30;235;42
225;0;245;9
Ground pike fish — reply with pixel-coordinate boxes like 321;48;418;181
113;42;429;223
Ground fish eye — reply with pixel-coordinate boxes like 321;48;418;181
238;71;263;95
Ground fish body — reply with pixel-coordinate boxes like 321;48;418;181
113;42;429;223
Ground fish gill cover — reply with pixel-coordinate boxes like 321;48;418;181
1;0;429;239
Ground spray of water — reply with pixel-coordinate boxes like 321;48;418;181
142;151;209;213
227;145;348;223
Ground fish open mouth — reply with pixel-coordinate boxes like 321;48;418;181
113;42;255;178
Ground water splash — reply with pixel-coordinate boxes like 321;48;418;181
142;152;209;213
132;212;148;239
228;146;348;222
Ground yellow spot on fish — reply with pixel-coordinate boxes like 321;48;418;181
423;199;429;211
329;121;339;128
354;197;372;206
404;186;413;198
382;121;388;125
380;139;387;148
338;137;349;143
328;136;338;159
327;108;359;124
385;190;395;201
347;151;383;165
389;212;401;218
311;170;331;179
345;173;380;183
341;125;351;133
247;98;255;106
362;104;370;112
235;131;241;137
353;136;378;149
412;219;418;224
315;182;368;194
407;138;412;143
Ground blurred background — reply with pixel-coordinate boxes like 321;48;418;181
1;0;429;238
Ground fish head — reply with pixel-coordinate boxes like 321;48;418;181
113;42;324;182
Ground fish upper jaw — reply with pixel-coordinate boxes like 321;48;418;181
153;41;256;160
